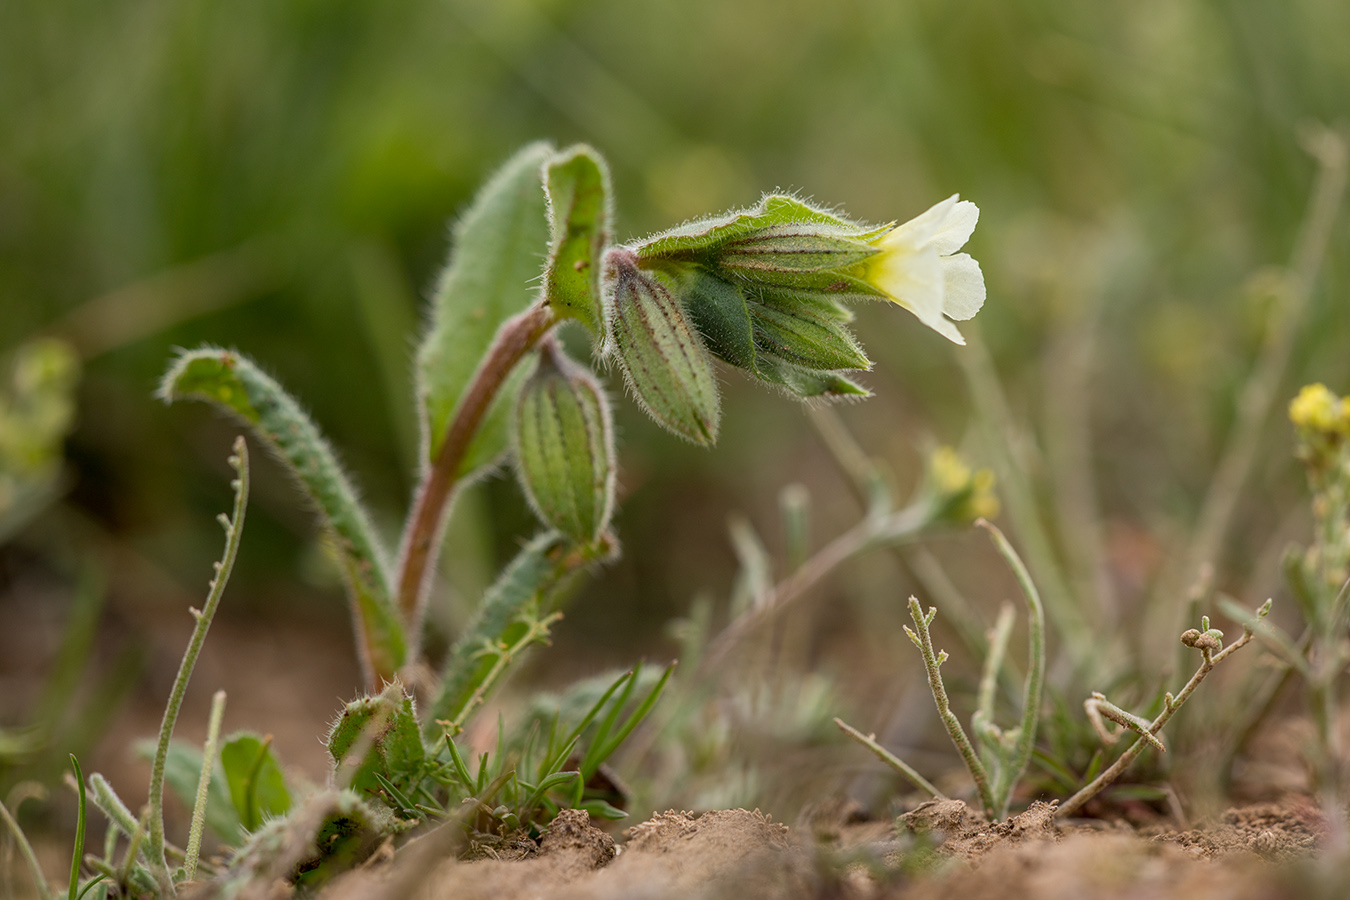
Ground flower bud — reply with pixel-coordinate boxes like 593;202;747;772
513;339;616;543
603;248;720;445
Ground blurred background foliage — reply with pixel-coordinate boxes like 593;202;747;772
2;0;1349;825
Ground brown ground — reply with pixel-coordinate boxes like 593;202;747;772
292;795;1337;900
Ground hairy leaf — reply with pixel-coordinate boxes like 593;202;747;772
543;146;611;333
417;142;554;474
220;732;292;831
159;347;404;681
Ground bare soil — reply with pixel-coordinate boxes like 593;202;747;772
297;795;1333;900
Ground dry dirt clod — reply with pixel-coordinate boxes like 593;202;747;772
540;808;617;870
896;800;1061;866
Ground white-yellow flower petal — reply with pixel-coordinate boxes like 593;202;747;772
940;253;985;321
863;195;983;345
872;245;943;321
883;194;959;249
927;199;979;257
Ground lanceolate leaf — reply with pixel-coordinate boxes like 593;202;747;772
417;142;554;474
543;146;611;333
754;356;871;400
159;348;405;681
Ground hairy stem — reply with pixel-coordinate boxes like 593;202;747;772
906;597;996;818
396;301;557;645
834;718;947;800
146;438;248;882
980;520;1046;820
183;690;226;881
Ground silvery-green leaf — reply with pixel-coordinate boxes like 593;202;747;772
754;355;871;400
635;194;886;261
418;142;554;474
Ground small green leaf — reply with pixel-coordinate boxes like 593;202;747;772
605;250;720;446
543;145;611;333
327;684;426;806
418;142;555;473
220;733;292;832
513;341;616;543
159;348;404;682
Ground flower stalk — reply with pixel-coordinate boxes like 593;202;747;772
395;300;557;641
146;438;249;885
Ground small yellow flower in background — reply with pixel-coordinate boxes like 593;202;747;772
863;195;986;345
926;446;1000;525
1289;383;1347;435
929;446;973;494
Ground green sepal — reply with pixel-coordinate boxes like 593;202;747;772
725;263;891;297
605;250;720;446
674;267;757;370
220;732;292;832
513;342;616;543
418;142;554;473
717;227;878;275
635;194;888;262
543;145;611;333
327;683;427;807
754;286;855;323
753;356;871;400
159;348;405;681
748;298;871;371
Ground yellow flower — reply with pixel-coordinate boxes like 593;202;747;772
1289;383;1345;435
863;195;985;345
926;446;1000;525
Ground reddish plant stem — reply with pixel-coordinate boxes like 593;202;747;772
396;301;557;644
